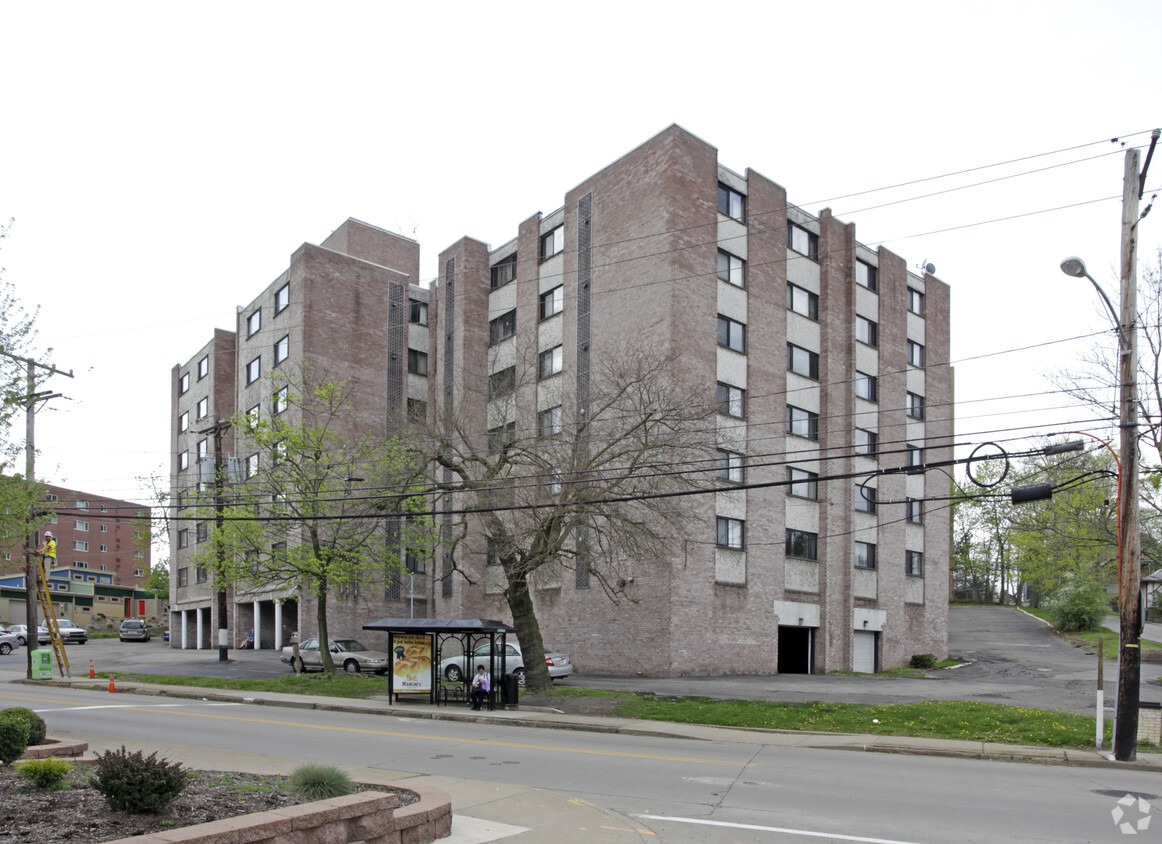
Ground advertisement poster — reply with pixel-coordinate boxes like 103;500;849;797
391;634;433;693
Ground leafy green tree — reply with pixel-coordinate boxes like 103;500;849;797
142;563;170;598
187;368;426;673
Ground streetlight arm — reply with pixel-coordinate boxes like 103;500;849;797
1085;274;1129;351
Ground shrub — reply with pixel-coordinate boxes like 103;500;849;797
17;756;71;787
1046;577;1108;632
0;709;30;765
909;653;936;670
4;707;47;746
90;746;187;813
287;763;355;801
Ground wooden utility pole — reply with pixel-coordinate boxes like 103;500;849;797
197;419;232;662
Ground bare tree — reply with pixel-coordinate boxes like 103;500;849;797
426;343;715;691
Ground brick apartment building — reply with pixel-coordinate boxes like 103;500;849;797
168;220;429;650
426;125;952;675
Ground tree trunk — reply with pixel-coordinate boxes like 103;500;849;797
316;575;334;673
504;565;550;691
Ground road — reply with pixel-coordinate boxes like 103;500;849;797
3;681;1159;843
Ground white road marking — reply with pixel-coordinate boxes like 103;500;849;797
637;815;927;843
33;703;243;712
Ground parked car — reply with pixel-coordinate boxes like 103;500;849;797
3;625;29;646
48;619;88;645
0;629;19;655
279;638;390;674
119;619;151;642
437;641;573;686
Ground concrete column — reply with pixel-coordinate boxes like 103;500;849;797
181;611;188;650
273;602;282;650
252;602;261;650
195;608;203;649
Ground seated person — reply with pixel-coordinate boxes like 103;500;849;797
469;665;491;710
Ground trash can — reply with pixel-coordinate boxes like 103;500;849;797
31;649;53;680
501;673;519;708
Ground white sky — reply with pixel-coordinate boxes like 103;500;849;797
1;0;1160;508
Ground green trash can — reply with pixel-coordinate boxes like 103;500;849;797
31;649;53;680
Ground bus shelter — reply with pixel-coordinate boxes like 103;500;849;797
362;617;517;707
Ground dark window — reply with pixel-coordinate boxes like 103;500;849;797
178;451;189;471
907;392;925;420
907;288;924;316
717;183;745;221
246;357;261;385
787;282;819;319
717;450;745;483
717;250;745;287
273;387;288;415
490;253;517;289
907;340;925;367
179;412;189;432
407;398;427;423
906;550;924;577
540;226;564;260
786;529;818;560
787;344;819;379
787;467;818;499
177;568;189;587
409;300;428;325
275;282;290;314
489;310;517;345
488;421;516;451
855;429;877;457
196;397;209;419
197;356;209;379
247;309;261;337
906;498;923;524
855;541;877;569
906;444;923;471
716;517;744;550
177;529;189;549
538;406;563;437
856;260;878;291
179;373;190;394
195;521;208;543
196;566;207;584
855;484;877;513
717;315;746;353
408;349;428;376
489;366;516;399
856;316;878;347
855;372;877;402
717;382;745;418
274;335;289;365
539;346;563;379
540;286;563;320
788;224;819;259
787;406;819;440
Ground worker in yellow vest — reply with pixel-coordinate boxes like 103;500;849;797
37;531;57;569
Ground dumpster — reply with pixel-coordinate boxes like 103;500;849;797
501;673;519;708
30;648;53;680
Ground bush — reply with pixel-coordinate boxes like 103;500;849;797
287;763;355;801
1046;577;1108;632
909;653;936;669
4;707;47;746
0;709;30;765
16;756;71;787
90;746;187;813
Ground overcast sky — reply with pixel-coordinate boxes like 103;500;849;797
1;1;1160;511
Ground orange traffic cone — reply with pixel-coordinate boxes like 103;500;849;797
108;673;115;693
89;659;95;679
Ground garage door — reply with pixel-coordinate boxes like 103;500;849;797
852;630;877;673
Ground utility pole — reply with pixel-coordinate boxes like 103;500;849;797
197;419;232;662
0;349;73;680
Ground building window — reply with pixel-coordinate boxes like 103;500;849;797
196;566;208;583
855;429;877;457
409;299;428;325
246;357;261;385
717;449;745;484
100;564;107;571
407;398;427;422
788;224;819;260
717;315;746;353
247;309;261;337
717;250;745;287
540;226;564;260
408;349;428;376
272;387;288;415
177;568;189;587
855;541;877;569
246;453;259;479
717;183;745;221
906;550;924;577
196;438;208;458
196;521;208;543
75;500;89;510
787;467;818;500
856;316;878;347
855;372;877;402
716;516;744;550
74;519;88;532
538;405;563;437
198;356;209;379
196;397;209;419
179;451;189;471
540;286;564;320
275;282;290;313
907;392;925;420
907;287;924;316
787;344;819;380
100;524;108;532
274;335;289;365
179;411;189;432
489;309;517;345
100;545;107;553
489;366;516;400
488;421;516;451
179;373;190;395
74;561;88;570
717;382;745;418
855;484;877;514
490;253;517;289
906;444;923;471
787;283;819;320
73;540;88;552
539;346;563;380
906;498;923;524
46;493;58;502
786;529;818;560
907;340;925;367
787;406;819;440
856;260;878;291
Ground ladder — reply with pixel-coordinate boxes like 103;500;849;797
33;556;69;678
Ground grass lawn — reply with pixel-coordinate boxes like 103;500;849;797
1021;607;1162;651
103;671;392;699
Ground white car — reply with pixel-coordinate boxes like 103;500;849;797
0;629;19;655
438;641;573;686
279;638;390;674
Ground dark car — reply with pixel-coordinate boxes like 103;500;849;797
119;619;151;642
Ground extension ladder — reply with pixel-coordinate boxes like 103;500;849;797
33;556;69;677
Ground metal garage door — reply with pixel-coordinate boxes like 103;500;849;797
852;630;877;673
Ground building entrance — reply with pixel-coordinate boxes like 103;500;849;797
777;625;814;674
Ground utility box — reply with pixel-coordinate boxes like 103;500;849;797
501;673;520;709
31;649;53;680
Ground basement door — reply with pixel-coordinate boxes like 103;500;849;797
852;630;879;673
777;625;814;674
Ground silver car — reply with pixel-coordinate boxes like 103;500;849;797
0;629;19;655
119;619;151;642
438;642;573;686
279;638;390;674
